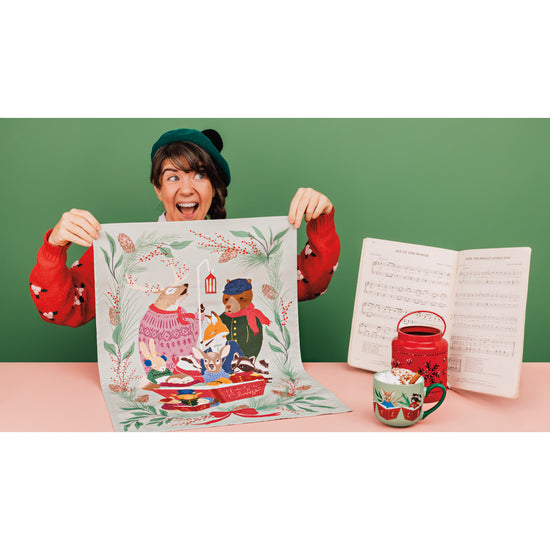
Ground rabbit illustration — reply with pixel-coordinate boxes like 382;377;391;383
139;338;173;383
192;345;232;383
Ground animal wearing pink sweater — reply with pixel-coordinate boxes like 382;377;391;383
131;280;200;375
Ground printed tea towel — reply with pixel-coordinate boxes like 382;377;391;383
94;216;350;431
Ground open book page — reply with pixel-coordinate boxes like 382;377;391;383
449;247;532;398
348;238;458;372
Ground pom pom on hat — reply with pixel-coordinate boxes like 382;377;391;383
151;128;231;186
223;278;252;295
201;129;223;152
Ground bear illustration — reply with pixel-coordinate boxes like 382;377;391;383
218;278;270;358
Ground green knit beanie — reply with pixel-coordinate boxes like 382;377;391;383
151;128;231;186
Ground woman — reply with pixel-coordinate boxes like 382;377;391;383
29;128;340;326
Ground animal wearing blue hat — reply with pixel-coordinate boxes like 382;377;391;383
218;278;270;357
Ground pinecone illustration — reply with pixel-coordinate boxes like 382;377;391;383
109;307;119;326
109;384;124;393
118;233;135;253
262;284;279;300
134;395;149;403
218;248;238;263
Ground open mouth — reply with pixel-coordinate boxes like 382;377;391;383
177;202;199;216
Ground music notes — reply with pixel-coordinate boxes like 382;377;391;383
348;238;531;398
454;291;520;309
372;260;453;286
457;269;522;286
348;238;457;371
450;335;515;357
363;281;449;309
358;322;395;340
449;247;531;396
453;313;518;334
361;302;407;321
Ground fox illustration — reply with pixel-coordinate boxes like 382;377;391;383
199;312;243;377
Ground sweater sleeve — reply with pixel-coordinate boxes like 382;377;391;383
29;229;96;327
297;208;341;302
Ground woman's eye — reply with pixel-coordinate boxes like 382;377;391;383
168;175;179;182
195;172;206;181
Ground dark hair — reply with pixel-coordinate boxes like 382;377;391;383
150;141;228;219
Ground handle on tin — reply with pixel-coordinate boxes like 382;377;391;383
396;310;446;337
421;384;447;420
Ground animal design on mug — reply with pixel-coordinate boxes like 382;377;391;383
410;393;422;409
381;389;396;408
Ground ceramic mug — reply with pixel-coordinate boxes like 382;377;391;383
373;370;446;427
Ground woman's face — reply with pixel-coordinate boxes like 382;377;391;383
155;157;215;222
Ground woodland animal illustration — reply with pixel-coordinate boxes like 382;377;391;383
381;389;397;408
192;345;231;383
201;311;242;375
410;393;422;409
126;266;201;372
139;338;172;384
231;353;270;376
219;278;270;357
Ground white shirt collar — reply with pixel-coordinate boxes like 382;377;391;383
158;212;167;223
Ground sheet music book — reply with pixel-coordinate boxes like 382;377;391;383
347;238;531;398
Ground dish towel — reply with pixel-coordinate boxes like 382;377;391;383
94;216;350;431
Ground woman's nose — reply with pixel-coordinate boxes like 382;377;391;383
178;173;195;193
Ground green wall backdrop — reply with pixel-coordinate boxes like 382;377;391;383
2;119;548;362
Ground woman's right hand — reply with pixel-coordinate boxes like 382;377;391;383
48;209;101;248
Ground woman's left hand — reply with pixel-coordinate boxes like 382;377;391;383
288;188;333;229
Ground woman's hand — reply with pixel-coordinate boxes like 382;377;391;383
48;209;101;248
288;188;333;229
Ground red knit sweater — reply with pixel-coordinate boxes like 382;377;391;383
29;210;340;327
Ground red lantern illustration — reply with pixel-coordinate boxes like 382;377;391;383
204;271;217;294
392;311;448;403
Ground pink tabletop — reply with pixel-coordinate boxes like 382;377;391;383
0;362;548;431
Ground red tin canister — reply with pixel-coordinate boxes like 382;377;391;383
392;311;448;403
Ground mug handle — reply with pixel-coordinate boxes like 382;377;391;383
422;384;447;420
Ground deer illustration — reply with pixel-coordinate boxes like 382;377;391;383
125;264;202;376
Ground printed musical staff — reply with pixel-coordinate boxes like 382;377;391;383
450;335;515;357
453;313;518;334
363;281;448;309
448;357;462;373
454;291;520;309
361;302;406;320
358;322;394;341
372;260;453;286
348;237;530;397
458;269;522;286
